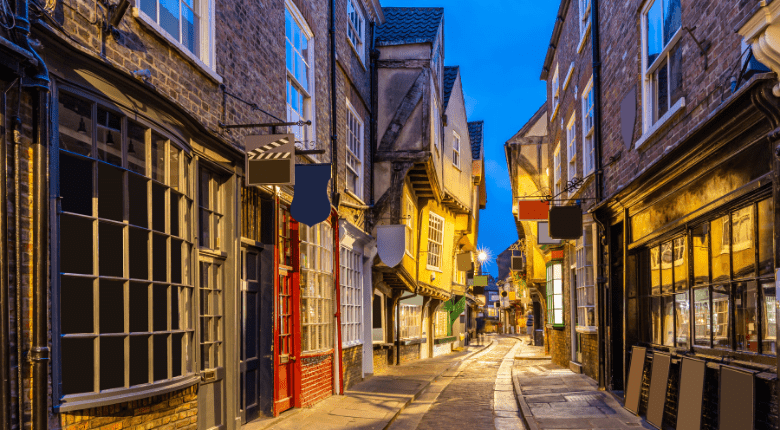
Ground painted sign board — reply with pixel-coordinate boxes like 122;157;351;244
517;200;549;220
473;275;488;286
245;134;294;186
537;222;562;245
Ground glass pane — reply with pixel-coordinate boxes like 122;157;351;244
99;222;123;277
129;335;149;386
675;292;689;348
172;333;183;378
151;133;166;183
153;334;168;381
170;146;180;191
98;163;124;222
60;214;93;275
654;61;668;120
762;281;777;355
651;246;661;295
732;206;755;278
58;92;93;157
736;281;758;352
200;170;210;209
711;215;731;283
127;121;147;175
159;0;180;41
181;4;198;54
694;287;710;347
692;225;709;285
663;295;674;347
61;276;94;334
153;284;168;331
99;280;124;333
100;336;124;390
646;0;663;65
758;198;773;276
128;173;148;228
170;192;180;238
662;0;681;45
61;337;94;395
673;237;687;291
661;241;673;294
171;286;180;330
669;42;683;104
171;239;182;284
153;234;167;282
97;107;122;167
712;285;730;349
129;227;149;280
139;0;156;20
60;153;93;216
152;182;166;233
129;282;149;332
201;344;210;371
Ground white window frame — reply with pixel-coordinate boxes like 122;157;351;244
550;64;560;120
345;99;364;200
566;114;577;184
399;304;422;339
639;0;684;141
285;1;316;148
578;0;591;51
340;246;363;347
426;212;444;270
405;195;415;258
575;224;596;329
452;130;461;169
553;144;563;201
300;222;334;353
581;78;595;177
134;0;219;82
346;0;366;64
547;262;564;326
434;309;449;338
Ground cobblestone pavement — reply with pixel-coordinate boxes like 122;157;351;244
513;342;653;430
391;335;524;430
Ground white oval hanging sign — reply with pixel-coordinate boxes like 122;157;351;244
376;224;406;268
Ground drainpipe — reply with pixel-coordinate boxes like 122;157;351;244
330;0;339;207
0;78;18;430
15;0;51;427
369;23;378;206
590;0;606;391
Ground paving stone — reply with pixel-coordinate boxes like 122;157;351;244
525;395;566;403
494;416;526;430
530;406;607;418
534;418;593;429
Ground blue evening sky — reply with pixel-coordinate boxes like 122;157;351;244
380;0;559;276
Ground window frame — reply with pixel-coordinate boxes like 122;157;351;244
640;0;683;134
434;309;449;338
581;78;595;177
285;1;316;148
426;212;445;271
404;194;416;258
299;221;335;353
452;130;461;169
575;223;596;329
566;114;577;185
553;144;563;201
54;89;197;409
399;304;422;340
340;246;363;347
547;261;564;327
579;0;591;40
345;99;364;200
372;291;386;343
550;64;560;120
346;0;366;64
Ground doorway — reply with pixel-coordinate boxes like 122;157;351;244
240;247;270;422
273;205;299;416
608;222;625;391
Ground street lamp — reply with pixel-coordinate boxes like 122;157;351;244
475;246;492;275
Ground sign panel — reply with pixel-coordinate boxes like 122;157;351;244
376;225;406;267
537;222;562;245
720;366;755;430
245;134;295;186
511;255;524;271
676;357;705;430
646;352;671;428
624;346;646;415
457;252;473;271
517;200;549;220
549;206;583;239
473;275;488;286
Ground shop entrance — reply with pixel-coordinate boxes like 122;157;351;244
274;205;299;415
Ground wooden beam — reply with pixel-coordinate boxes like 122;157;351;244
378;68;429;152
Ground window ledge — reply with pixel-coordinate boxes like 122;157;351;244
56;375;199;412
635;97;686;151
575;325;597;334
346;37;367;71
342;342;363;349
550;103;560;122
577;21;591;54
133;8;223;85
434;336;457;345
400;338;425;346
426;266;443;273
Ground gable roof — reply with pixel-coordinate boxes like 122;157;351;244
376;7;444;46
468;121;484;160
442;66;459;109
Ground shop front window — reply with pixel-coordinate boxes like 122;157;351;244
56;91;195;405
300;221;334;352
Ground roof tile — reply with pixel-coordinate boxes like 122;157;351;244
442;66;459;109
376;7;444;46
468;121;484;160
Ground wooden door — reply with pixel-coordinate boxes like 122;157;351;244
240;247;261;423
274;205;299;415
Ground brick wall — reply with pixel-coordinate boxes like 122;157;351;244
432;342;452;357
373;348;390;375
548;328;568;369
580;333;598;381
300;353;333;407
341;345;363;390
399;344;420;364
59;385;197;430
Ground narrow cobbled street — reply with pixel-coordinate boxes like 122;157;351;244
391;335;524;430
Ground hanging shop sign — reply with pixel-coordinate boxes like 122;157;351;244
511;255;524;271
548;206;583;239
516;199;549;221
290;163;332;227
537;221;562;245
457;252;474;271
473;275;488;286
376;224;406;267
245;134;295;186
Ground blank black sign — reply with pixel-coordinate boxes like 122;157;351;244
676;357;705;430
646;353;671;428
624;346;646;415
720;366;754;430
548;206;583;239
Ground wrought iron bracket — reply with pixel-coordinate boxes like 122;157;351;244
219;84;312;131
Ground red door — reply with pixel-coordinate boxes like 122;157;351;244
274;204;299;415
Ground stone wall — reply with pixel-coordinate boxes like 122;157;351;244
341;345;363;390
580;332;598;381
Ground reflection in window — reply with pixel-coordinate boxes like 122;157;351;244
763;282;777;355
693;287;710;347
736;281;758;352
712;287;730;349
675;292;689;349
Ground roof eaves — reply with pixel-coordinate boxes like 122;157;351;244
540;0;572;81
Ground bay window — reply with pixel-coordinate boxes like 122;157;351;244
575;224;595;327
300;221;334;352
641;0;683;130
56;91;195;406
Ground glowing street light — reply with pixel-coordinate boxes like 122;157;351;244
475;246;493;275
